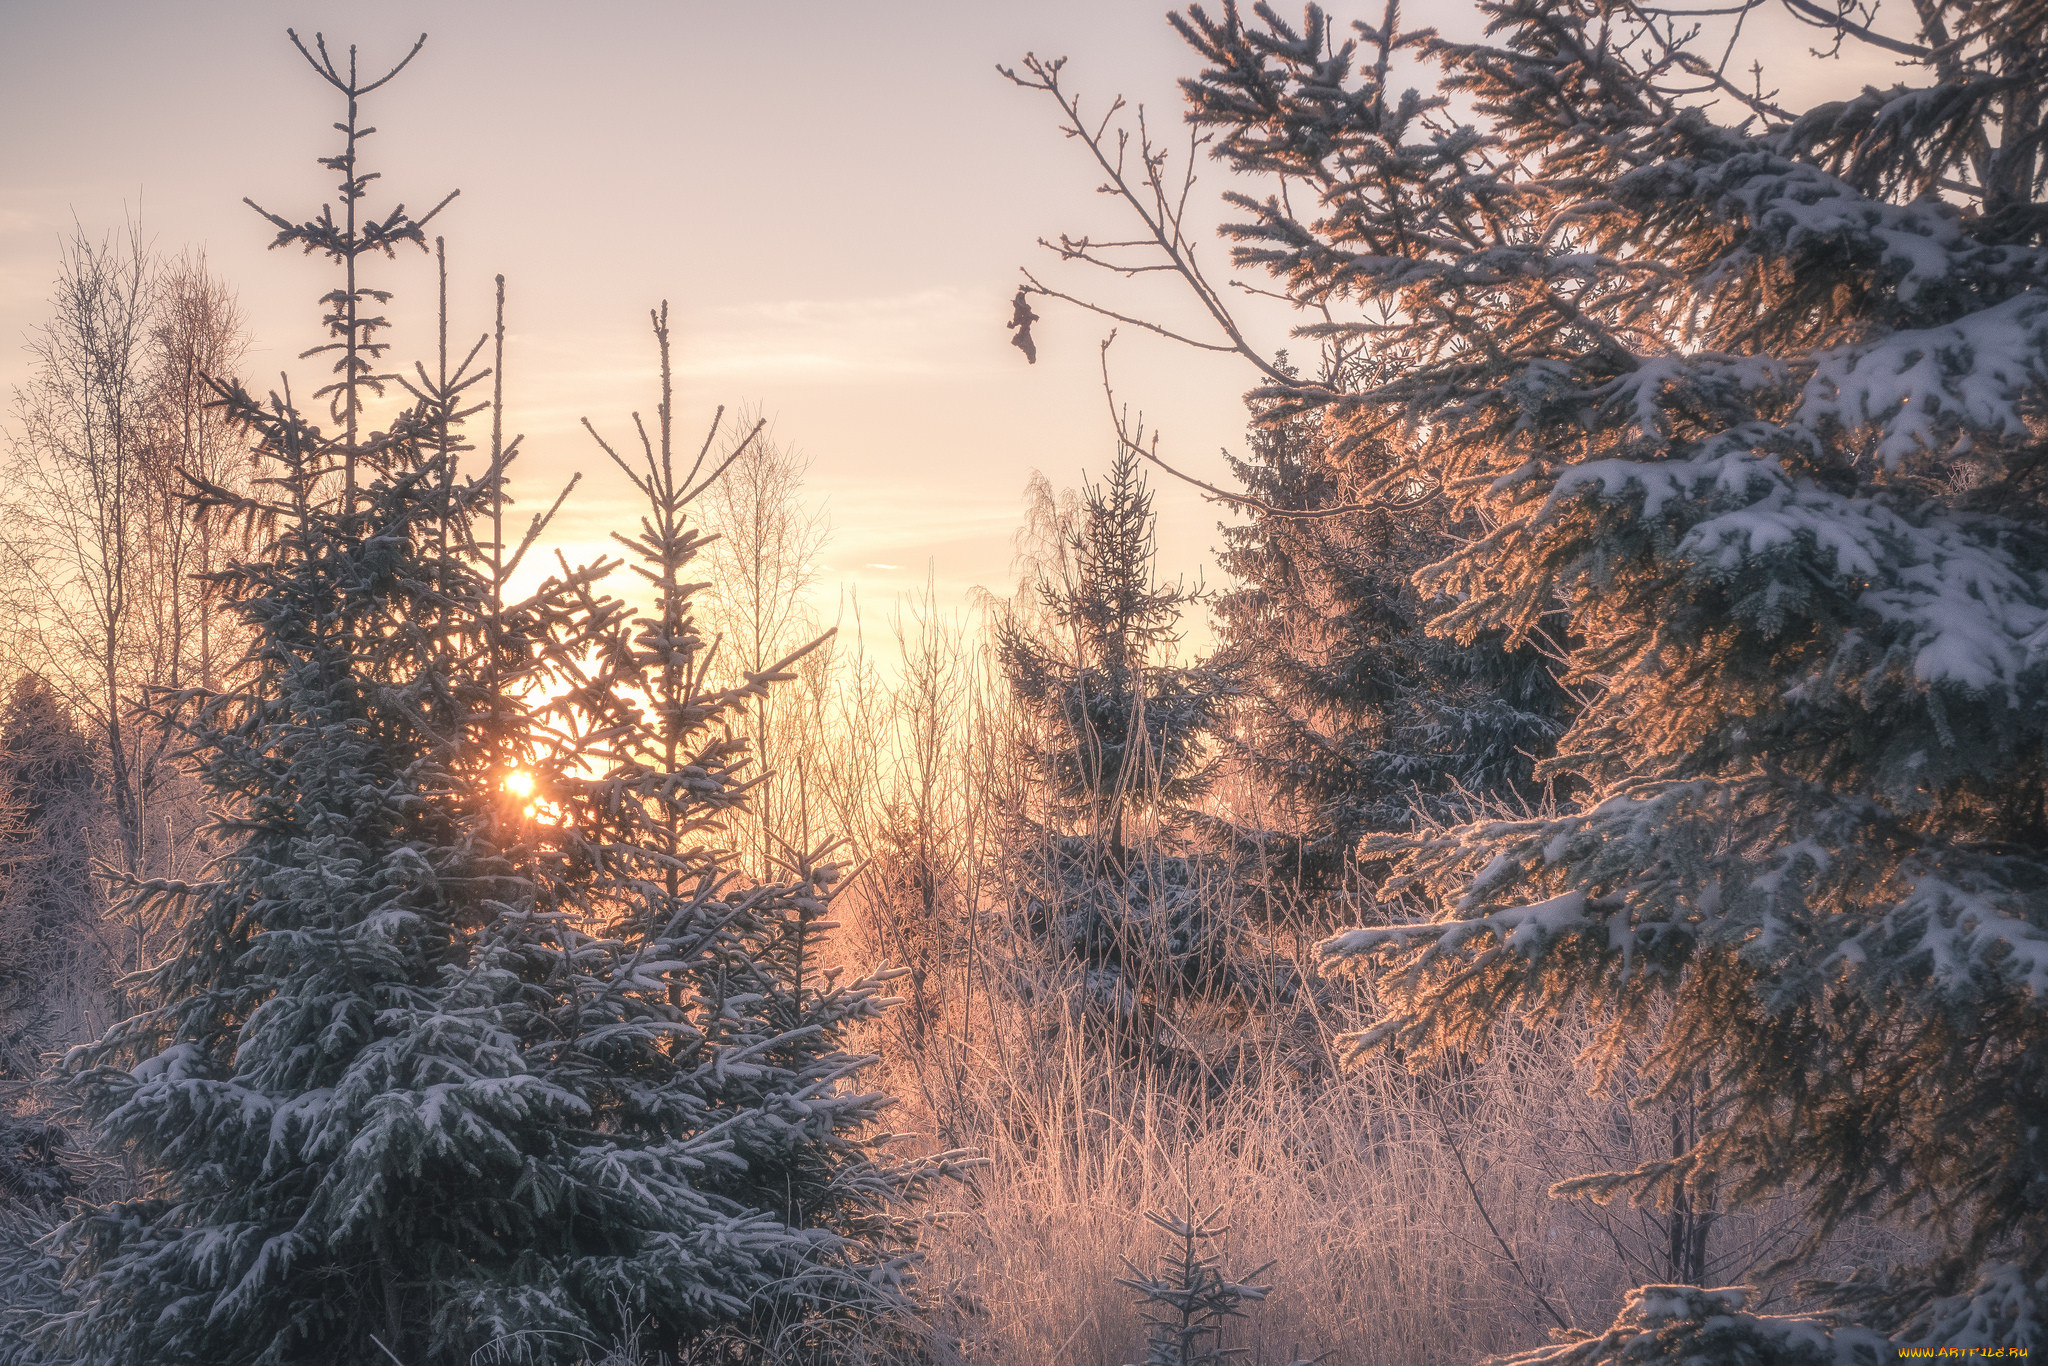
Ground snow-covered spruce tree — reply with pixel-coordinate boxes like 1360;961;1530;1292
51;38;554;1365
0;678;99;1366
0;675;106;1092
1485;1285;1890;1366
997;445;1243;1035
45;34;959;1366
1213;403;1570;897
1002;445;1232;860
1132;0;2048;1351
41;34;674;1366
1115;1202;1274;1366
557;306;971;1364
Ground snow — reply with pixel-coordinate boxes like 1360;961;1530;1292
1888;874;2048;999
1803;292;2048;463
1321;889;1588;961
1537;442;2048;693
1491;1282;1893;1364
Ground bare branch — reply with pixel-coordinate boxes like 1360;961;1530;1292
1097;334;1436;521
1000;52;1295;388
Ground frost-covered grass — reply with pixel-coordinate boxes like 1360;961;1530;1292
868;998;1920;1366
771;624;1922;1364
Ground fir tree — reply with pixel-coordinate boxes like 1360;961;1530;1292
1002;445;1231;862
48;32;604;1358
997;446;1243;1031
0;1204;67;1366
1213;407;1570;893
0;676;105;1088
1488;1285;1889;1366
556;306;972;1363
0;678;97;1366
41;32;964;1366
1116;1202;1273;1366
1146;0;2048;1350
0;678;113;1366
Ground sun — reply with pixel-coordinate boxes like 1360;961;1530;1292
503;771;535;800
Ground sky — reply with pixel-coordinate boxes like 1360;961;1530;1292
0;0;1289;638
0;0;1898;641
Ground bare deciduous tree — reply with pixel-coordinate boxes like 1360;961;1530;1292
142;251;250;698
3;229;249;925
5;223;156;879
700;407;830;866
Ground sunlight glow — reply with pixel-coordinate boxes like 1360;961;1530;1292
503;771;536;800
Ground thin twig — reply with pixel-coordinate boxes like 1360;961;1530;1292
1429;1101;1574;1333
1097;334;1436;521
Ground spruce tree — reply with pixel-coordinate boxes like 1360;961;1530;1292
0;677;99;1366
1151;0;2048;1351
49;33;606;1361
0;676;105;1088
1001;446;1230;859
554;306;970;1363
46;33;958;1366
997;446;1242;1030
1213;408;1569;892
1115;1202;1273;1366
1486;1285;1889;1366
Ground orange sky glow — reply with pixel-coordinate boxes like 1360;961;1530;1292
0;0;1898;643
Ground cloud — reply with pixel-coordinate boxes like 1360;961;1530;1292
499;288;1002;431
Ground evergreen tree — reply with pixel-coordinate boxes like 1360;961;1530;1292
1002;446;1230;862
0;676;105;1089
50;33;596;1358
1115;1202;1273;1366
1487;1285;1889;1366
0;677;100;1366
557;306;970;1363
997;446;1242;1029
1213;407;1569;891
47;33;958;1366
1153;0;2048;1350
0;1203;68;1366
